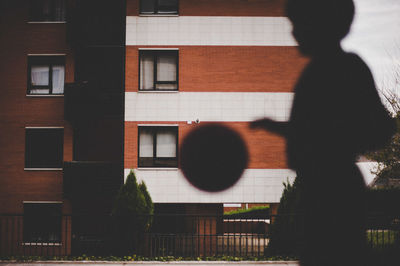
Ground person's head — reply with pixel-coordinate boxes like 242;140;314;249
286;0;354;56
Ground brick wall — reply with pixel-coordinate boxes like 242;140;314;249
0;0;74;213
126;46;307;92
125;121;287;169
127;0;286;16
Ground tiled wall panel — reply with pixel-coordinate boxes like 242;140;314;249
125;92;293;122
126;16;296;46
124;162;377;204
127;0;286;17
124;168;296;203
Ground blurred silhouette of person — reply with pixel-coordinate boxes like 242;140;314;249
250;0;395;265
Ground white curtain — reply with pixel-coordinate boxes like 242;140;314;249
156;54;177;90
31;66;49;86
156;130;176;157
52;65;65;94
31;66;49;94
140;54;154;90
157;55;176;81
139;131;154;157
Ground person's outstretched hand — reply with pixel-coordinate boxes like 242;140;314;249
249;118;276;130
249;118;288;136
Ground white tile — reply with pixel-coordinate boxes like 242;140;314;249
126;92;295;122
126;16;296;46
127;168;293;203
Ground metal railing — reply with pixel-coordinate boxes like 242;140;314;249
145;214;270;258
1;213;399;258
366;215;400;249
0;215;72;257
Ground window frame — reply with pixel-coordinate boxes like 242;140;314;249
139;0;179;15
138;126;179;168
28;0;66;23
27;55;66;95
23;202;62;244
138;50;179;91
24;127;64;170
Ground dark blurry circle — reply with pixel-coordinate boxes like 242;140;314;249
180;124;248;192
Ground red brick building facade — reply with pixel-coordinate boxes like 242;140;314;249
0;0;307;255
124;0;307;210
0;0;124;255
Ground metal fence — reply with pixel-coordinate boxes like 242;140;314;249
0;215;72;257
366;215;400;249
146;214;270;257
1;213;399;258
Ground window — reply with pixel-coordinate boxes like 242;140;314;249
23;203;62;243
138;126;178;167
139;50;178;91
27;56;65;95
25;128;64;169
29;0;66;22
140;0;178;15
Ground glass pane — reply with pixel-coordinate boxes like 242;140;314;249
29;0;43;21
156;129;176;157
24;203;61;243
158;0;178;13
140;0;156;13
31;66;49;86
25;129;63;168
30;88;50;94
155;83;177;90
53;0;66;21
52;65;65;94
140;54;154;90
157;54;176;81
139;130;154;157
42;0;52;21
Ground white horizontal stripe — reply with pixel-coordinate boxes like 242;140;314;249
138;124;179;127
27;54;66;56
125;92;293;122
23;201;63;203
124;168;296;203
25;126;64;129
126;16;297;46
138;48;179;50
22;242;62;246
24;168;63;171
26;94;64;97
27;21;66;24
223;203;242;207
124;163;376;203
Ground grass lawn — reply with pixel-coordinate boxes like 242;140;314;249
367;229;399;248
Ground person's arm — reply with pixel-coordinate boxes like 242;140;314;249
249;118;289;137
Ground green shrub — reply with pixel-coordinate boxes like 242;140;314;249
223;206;270;219
266;177;303;257
114;171;153;211
112;170;154;254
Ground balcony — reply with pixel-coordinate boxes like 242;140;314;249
66;0;125;48
64;82;122;123
63;161;122;200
